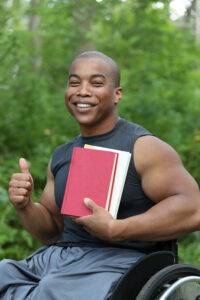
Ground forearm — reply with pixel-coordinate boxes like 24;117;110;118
111;195;200;241
16;200;62;244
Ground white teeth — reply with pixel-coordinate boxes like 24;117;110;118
76;103;92;108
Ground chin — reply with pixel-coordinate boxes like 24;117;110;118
67;107;95;125
77;118;97;128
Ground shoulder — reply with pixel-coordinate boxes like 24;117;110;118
51;135;81;159
120;118;152;137
132;135;200;204
133;135;182;177
52;140;75;156
118;119;153;152
50;137;79;176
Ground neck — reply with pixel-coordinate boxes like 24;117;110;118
80;113;119;137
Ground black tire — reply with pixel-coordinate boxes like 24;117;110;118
136;264;200;300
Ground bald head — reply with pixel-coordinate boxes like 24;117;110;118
69;51;120;87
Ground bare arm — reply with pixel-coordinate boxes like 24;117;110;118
76;136;200;241
110;136;200;241
8;158;63;244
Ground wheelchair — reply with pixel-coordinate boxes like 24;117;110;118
109;248;200;300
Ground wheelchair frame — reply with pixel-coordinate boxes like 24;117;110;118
110;251;200;300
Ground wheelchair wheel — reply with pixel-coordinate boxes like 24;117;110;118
136;264;200;300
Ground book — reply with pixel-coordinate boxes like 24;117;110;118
61;147;118;218
61;145;131;219
84;145;131;218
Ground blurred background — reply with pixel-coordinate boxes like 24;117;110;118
0;0;200;265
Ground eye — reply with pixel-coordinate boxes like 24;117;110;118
91;81;103;87
69;81;80;87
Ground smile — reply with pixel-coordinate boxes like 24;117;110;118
76;103;93;108
72;101;97;109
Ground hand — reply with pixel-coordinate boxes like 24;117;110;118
8;158;34;210
75;198;117;241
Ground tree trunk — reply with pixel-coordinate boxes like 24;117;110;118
29;0;42;71
195;0;200;41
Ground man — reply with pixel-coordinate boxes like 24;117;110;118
1;51;200;299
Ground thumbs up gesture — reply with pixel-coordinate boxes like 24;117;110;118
8;158;34;210
19;158;30;174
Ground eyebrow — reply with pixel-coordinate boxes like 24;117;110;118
68;74;106;80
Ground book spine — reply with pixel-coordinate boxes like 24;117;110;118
106;153;119;213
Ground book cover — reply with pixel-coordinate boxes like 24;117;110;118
61;147;118;217
84;144;131;218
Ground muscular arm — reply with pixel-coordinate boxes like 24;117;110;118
76;136;200;241
9;160;63;244
110;136;200;241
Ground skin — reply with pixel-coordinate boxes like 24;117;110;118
65;57;122;136
9;158;63;244
8;56;200;244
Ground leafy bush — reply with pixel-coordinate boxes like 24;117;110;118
0;201;40;260
0;0;199;265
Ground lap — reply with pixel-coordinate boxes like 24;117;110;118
0;245;144;300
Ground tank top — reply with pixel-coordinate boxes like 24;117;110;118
51;118;176;254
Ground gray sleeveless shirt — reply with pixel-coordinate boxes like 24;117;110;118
51;118;175;254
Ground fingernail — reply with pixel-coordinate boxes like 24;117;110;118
84;198;90;204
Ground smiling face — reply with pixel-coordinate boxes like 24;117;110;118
65;57;122;136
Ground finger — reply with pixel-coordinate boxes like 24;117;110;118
11;173;31;182
10;195;30;209
84;198;99;212
9;179;32;190
19;158;30;174
11;195;25;203
75;215;90;225
9;187;30;197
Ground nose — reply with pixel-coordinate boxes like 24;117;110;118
76;82;91;97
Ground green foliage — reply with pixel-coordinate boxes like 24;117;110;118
0;0;199;265
90;0;200;184
0;202;40;260
179;233;200;266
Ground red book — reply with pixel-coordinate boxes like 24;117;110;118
61;147;118;217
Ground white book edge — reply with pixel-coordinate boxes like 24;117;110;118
84;144;131;219
105;153;118;211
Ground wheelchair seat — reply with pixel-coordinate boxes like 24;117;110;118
109;251;200;300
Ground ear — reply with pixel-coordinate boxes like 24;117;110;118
114;87;122;105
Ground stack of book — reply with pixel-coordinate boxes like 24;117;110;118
61;145;131;219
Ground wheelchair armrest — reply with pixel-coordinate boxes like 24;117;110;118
110;250;176;300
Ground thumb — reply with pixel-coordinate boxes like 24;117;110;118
19;158;30;174
84;198;99;212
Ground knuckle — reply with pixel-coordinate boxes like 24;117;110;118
21;188;28;196
27;179;32;186
27;182;32;189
